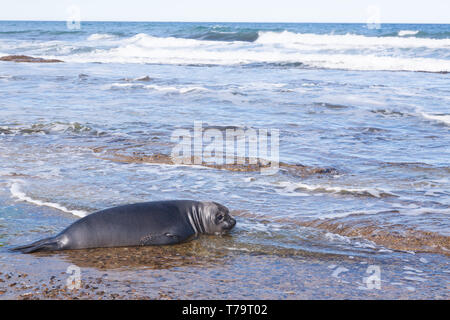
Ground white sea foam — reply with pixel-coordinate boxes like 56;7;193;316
87;33;116;41
108;82;208;93
256;31;449;48
224;246;251;252
324;232;378;249
35;31;450;73
398;30;419;37
276;181;395;198
315;209;383;220
420;112;450;125
10;181;87;217
0;122;94;136
400;207;450;216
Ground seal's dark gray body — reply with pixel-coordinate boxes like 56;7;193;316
11;200;236;253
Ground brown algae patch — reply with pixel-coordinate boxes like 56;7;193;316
93;148;336;176
0;55;63;63
301;218;450;256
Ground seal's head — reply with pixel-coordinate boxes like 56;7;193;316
189;201;236;235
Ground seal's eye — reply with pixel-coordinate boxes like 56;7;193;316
216;214;224;222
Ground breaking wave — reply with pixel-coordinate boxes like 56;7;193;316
188;30;259;42
398;30;420;37
8;30;447;73
87;33;118;41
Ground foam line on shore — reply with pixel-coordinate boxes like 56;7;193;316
10;181;87;217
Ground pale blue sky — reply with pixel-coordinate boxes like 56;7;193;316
1;0;449;23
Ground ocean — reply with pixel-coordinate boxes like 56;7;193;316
0;21;449;299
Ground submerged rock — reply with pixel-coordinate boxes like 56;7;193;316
0;55;63;63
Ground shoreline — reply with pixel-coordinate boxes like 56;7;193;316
1;239;449;300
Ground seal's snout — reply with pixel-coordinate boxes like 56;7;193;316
229;217;236;228
225;216;236;231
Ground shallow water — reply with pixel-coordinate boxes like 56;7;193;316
0;21;449;299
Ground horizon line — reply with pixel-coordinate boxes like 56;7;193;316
0;19;449;24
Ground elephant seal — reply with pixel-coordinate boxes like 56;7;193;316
11;200;236;253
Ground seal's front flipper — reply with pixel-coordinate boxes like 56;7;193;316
139;233;182;246
10;237;59;253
